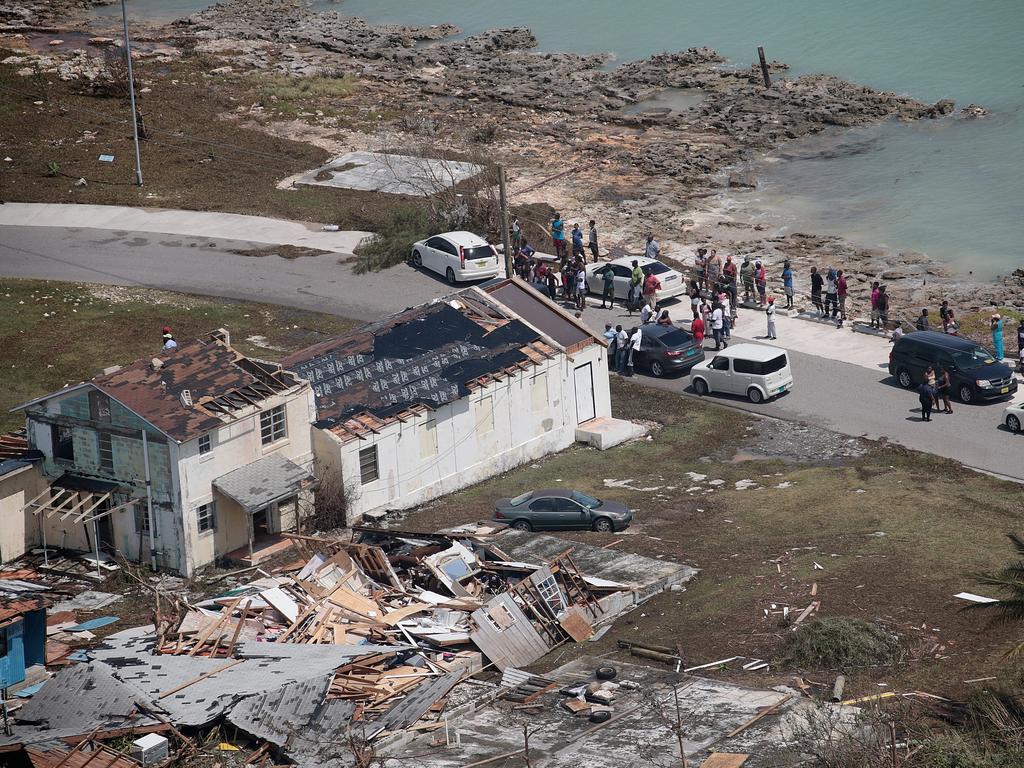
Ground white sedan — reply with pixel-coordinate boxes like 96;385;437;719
585;256;688;302
411;231;501;284
1004;401;1023;433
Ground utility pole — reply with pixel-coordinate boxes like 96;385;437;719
121;0;143;186
757;46;771;88
497;166;513;279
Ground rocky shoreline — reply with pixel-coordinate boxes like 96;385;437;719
4;0;1023;316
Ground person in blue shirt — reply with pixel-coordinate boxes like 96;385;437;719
551;213;566;259
781;261;794;310
571;223;585;259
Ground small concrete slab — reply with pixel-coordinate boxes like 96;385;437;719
576;416;648;450
294;151;484;196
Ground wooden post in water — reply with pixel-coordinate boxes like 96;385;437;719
757;46;771;88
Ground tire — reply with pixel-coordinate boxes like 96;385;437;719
595;666;617;681
747;387;763;404
692;378;709;396
958;385;974;404
1007;414;1021;433
412;250;422;268
445;267;456;284
897;368;913;389
650;360;665;377
593;517;613;533
589;710;611;724
510;519;532;532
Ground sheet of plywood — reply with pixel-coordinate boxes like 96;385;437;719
327;585;382;619
700;755;748;768
260;587;300;623
558;607;594;642
381;602;431;626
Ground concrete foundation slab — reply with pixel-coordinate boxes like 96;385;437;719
575;416;648;450
294;151;484;196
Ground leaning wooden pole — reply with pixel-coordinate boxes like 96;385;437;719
757;46;771;88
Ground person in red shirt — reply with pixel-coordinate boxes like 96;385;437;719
642;269;662;311
690;314;705;347
836;269;849;326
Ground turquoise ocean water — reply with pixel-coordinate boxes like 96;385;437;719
100;0;1024;278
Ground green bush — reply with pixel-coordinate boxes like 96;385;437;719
911;734;993;768
352;205;440;274
781;617;902;670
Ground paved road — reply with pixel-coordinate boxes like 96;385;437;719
2;225;1021;481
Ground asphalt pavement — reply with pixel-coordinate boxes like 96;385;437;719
2;223;1021;482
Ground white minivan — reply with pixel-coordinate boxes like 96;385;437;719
411;231;501;284
689;343;794;403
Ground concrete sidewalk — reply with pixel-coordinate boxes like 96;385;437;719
0;203;371;254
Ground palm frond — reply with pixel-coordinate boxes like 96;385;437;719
1007;533;1024;557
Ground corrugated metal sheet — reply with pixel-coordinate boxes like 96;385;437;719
213;454;316;513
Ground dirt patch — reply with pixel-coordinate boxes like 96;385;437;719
227;244;330;259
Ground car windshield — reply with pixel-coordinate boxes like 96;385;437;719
646;261;673;275
571;491;601;508
463;245;495;261
658;329;693;347
951;346;996;369
509;491;533;506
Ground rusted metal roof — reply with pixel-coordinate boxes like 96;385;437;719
282;290;553;442
25;742;140;768
0;596;45;623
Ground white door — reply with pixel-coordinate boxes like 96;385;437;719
574;363;596;424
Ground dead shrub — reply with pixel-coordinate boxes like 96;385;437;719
782;617;903;671
309;460;356;532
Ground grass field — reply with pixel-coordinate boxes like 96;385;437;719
0;278;356;431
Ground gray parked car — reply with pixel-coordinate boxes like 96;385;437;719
493;489;633;533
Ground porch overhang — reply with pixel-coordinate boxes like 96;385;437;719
21;474;135;524
212;454;318;514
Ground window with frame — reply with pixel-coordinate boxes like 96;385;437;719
134;503;158;536
198;434;212;455
260;405;287;445
88;390;111;422
97;432;113;471
359;445;379;484
51;424;75;462
196;502;216;533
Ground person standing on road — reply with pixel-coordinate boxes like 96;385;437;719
615;325;628;373
810;266;824;315
575;267;587;310
551;213;567;259
824;268;839;318
936;365;953;414
836;270;848;326
740;255;754;303
754;260;767;306
645;234;661;262
781;261;794;310
603;322;617;359
710;302;727;350
918;379;936;421
707;249;722;289
510;216;522;254
924;364;938;412
689;280;701;319
723;255;738;309
588;219;599;262
600;264;616;308
916;308;930;332
870;282;881;328
877;285;889;329
766;296;777;340
627;326;643;376
691;312;705;347
991;314;1005;360
572;223;585;260
643;268;661;311
628;260;643;311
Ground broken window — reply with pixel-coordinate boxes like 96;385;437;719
88;390;111;422
97;432;113;471
51;424;75;463
196;502;216;533
135;503;158;537
359;445;379;484
198;434;212;455
484;602;518;632
260;405;287;445
535;575;567;614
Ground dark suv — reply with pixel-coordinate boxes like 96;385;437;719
888;331;1017;403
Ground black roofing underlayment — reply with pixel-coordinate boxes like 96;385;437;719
291;303;541;427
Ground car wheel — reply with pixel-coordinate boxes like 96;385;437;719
650;360;665;377
412;250;422;268
445;267;456;284
510;519;532;532
1007;414;1021;433
747;387;764;404
897;368;913;388
693;378;709;396
589;710;612;724
958;385;974;404
595;666;617;680
593;517;613;533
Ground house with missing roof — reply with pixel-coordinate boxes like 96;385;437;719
10;330;318;576
283;279;617;523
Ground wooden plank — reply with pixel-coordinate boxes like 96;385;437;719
380;602;431;626
157;659;243;699
725;695;793;738
558;608;594;643
700;754;749;768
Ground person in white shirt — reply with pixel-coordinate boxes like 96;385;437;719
766;296;777;340
710;304;726;350
640;303;653;325
615;326;629;372
575;269;587;310
628;326;643;375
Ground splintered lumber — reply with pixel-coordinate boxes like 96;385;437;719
158;659;243;699
831;675;847;703
380;602;430;626
791;601;820;628
629;647;680;664
725;694;793;738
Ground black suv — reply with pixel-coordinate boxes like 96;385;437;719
888;331;1017;403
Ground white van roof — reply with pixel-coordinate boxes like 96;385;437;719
716;343;787;362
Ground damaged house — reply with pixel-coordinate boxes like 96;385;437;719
284;279;613;524
9;330;318;575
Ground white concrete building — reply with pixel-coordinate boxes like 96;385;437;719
11;331;317;575
283;280;613;522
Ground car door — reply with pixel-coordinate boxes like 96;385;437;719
552;497;589;529
706;355;732;392
422;236;448;275
731;357;756;394
526;497;557;529
612;264;632;299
